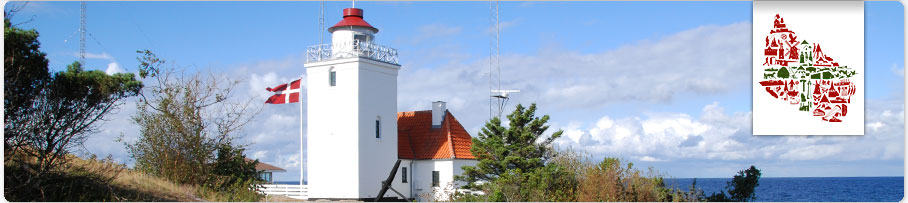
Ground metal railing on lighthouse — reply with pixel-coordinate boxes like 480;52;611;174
306;40;399;65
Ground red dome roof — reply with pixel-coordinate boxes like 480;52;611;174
328;8;379;33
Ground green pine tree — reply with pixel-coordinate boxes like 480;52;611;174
455;103;568;201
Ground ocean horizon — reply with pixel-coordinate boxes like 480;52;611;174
668;176;904;202
275;176;904;202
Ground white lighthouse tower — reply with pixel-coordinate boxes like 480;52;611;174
303;7;401;200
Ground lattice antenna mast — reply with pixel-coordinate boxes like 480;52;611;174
488;0;518;119
80;1;86;66
488;0;501;119
318;1;325;45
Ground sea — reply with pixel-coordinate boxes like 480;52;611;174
273;177;904;202
667;177;904;202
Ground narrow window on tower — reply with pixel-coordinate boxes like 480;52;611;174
432;171;440;187
402;167;408;183
329;68;337;87
375;116;381;139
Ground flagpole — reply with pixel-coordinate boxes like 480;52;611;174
299;75;306;187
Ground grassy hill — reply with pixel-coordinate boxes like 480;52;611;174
5;154;205;201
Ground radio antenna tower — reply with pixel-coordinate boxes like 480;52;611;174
488;0;499;119
80;1;86;66
318;1;325;45
489;0;519;119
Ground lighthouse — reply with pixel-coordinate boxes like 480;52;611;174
303;7;401;200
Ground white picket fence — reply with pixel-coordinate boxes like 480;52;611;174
258;184;307;200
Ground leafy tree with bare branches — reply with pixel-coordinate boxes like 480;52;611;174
123;50;262;200
4;16;143;200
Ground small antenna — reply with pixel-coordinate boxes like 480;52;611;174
352;0;355;8
491;90;520;118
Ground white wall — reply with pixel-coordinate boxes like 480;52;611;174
409;159;478;201
356;59;399;199
391;159;412;199
305;58;400;199
305;58;362;199
305;55;478;201
452;159;479;185
330;27;375;58
411;160;448;201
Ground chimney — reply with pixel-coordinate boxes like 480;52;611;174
432;101;446;128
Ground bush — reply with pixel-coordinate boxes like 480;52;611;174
454;146;695;202
576;157;680;202
200;177;263;202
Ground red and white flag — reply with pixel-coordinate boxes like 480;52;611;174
265;79;301;104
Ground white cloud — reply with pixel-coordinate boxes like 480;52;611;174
554;103;745;161
778;145;843;161
105;62;125;75
82;98;140;165
637;156;666;162
553;99;904;165
411;24;463;44
892;64;904;78
397;22;753;135
252;150;268;159
867;121;885;131
231;54;309;182
249;72;280;100
486;20;518;34
82;52;115;60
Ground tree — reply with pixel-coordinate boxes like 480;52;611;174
4;17;143;200
4;17;51;158
706;165;762;202
455;103;568;201
726;166;761;201
27;62;142;172
204;143;264;201
210;143;261;186
124;50;260;187
4;17;143;173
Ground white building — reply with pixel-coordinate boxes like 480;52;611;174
304;8;477;201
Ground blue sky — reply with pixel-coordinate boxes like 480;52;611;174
11;1;904;181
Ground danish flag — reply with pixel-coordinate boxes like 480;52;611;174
265;79;301;104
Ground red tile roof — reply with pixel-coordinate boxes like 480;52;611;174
245;158;286;172
397;110;476;160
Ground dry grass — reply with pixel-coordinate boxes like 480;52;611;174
111;168;203;201
65;155;206;201
8;153;273;202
